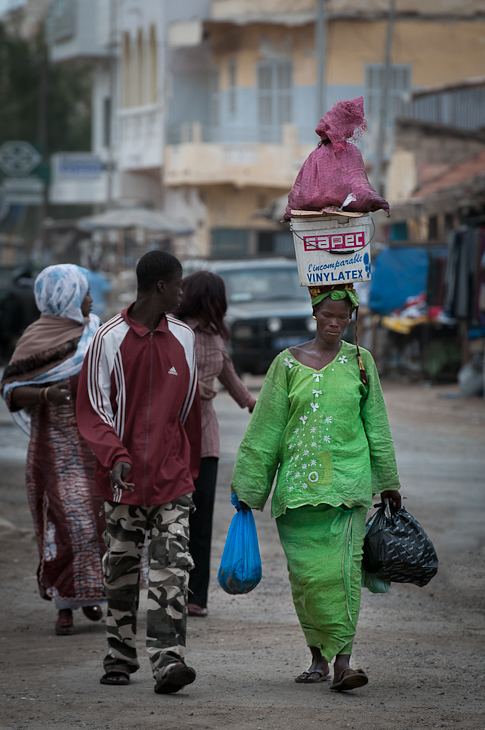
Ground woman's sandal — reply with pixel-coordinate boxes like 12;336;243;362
330;668;368;691
99;670;130;686
295;669;330;683
55;611;74;636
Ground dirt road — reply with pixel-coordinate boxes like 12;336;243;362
0;380;484;730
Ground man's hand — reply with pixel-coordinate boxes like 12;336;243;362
380;489;401;512
199;381;217;400
110;461;135;494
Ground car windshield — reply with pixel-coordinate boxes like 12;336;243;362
221;267;307;303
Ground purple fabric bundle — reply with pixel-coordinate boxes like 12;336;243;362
285;97;389;221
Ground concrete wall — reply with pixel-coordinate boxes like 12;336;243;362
166;18;485;148
387;119;485;202
165;183;287;258
48;0;107;62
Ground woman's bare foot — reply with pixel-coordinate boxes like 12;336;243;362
295;645;330;683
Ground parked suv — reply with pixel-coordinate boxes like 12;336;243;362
182;258;314;374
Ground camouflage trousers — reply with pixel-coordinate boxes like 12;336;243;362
102;494;194;681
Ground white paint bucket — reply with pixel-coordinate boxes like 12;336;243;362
290;213;373;287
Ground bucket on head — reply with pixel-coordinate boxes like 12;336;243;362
290;212;373;288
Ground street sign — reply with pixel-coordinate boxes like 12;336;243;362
0;141;42;177
56;153;104;179
3;177;45;205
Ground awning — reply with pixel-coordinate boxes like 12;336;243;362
389;149;485;221
77;207;194;236
369;247;430;315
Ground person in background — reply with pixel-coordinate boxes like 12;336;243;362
0;265;39;362
175;270;256;617
1;264;105;636
85;266;111;320
231;283;401;691
76;251;201;694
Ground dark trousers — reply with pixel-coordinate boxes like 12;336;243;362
188;456;218;608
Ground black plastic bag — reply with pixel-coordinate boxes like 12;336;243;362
362;502;438;587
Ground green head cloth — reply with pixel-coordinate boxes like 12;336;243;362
311;288;359;310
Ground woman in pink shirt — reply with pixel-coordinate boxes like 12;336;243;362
176;271;256;616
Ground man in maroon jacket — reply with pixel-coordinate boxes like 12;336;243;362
77;250;201;694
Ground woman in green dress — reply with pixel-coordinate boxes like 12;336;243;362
231;283;401;691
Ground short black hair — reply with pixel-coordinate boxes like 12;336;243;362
136;250;182;293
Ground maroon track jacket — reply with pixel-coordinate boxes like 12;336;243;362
76;306;201;506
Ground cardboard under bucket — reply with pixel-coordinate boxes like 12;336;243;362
290;212;373;287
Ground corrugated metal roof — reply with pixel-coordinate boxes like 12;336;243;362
412;149;485;199
410;77;485;99
399;81;485;133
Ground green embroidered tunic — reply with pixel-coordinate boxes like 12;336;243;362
231;341;400;518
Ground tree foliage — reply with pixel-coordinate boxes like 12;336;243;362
0;22;91;154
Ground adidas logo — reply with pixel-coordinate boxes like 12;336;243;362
168;366;178;375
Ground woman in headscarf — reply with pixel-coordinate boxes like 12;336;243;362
1;264;106;636
231;283;401;691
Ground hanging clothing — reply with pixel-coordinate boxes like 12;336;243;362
444;227;481;321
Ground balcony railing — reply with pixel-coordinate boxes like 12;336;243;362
164;123;315;188
166;123;316;146
398;86;485;132
118;105;163;169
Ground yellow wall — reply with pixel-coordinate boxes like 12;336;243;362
212;24;306;88
210;19;485;90
203;185;284;230
327;20;485;86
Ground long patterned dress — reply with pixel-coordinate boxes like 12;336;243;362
25;380;105;605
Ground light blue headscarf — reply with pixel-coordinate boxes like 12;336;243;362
34;264;89;324
3;264;100;435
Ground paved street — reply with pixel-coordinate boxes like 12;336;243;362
0;379;484;729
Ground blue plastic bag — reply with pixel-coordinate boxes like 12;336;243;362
217;494;262;595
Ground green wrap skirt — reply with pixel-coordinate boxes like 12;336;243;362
276;503;367;661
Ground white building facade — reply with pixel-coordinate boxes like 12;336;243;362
47;0;211;256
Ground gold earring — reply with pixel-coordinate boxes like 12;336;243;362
312;315;317;320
